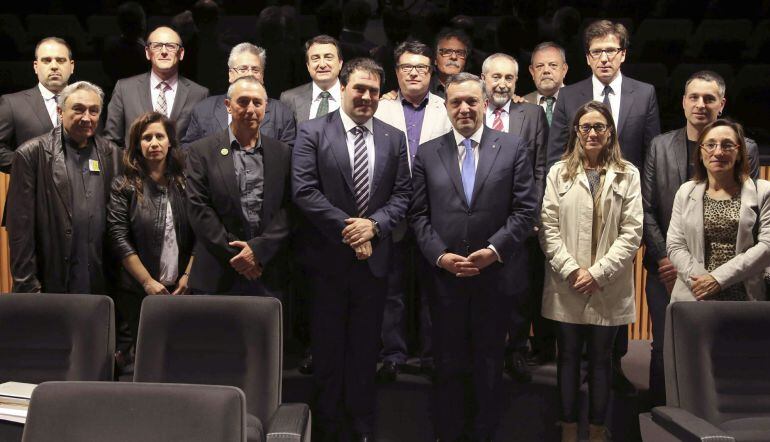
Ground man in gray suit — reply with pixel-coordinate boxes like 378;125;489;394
481;52;548;383
523;42;568;127
181;42;296;147
280;35;343;124
642;70;759;407
105;26;208;147
0;37;74;172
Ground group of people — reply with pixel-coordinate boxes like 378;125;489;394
1;16;769;442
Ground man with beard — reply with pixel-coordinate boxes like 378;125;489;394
481;52;548;384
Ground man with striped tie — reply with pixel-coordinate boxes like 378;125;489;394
291;58;411;442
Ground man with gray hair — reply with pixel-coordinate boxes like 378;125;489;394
409;72;537;441
7;81;122;294
182;42;296;147
523;41;569;126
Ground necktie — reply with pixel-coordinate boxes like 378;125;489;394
156;81;170;116
602;85;613;114
352;126;369;216
544;96;555;126
492;108;505;132
461;138;475;205
316;90;331;118
52;95;60;127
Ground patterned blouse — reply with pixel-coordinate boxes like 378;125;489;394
703;193;749;301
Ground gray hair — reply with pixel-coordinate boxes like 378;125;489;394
445;72;487;100
531;41;566;63
226;75;264;99
684;70;726;98
227;42;267;69
57;81;104;108
481;53;519;78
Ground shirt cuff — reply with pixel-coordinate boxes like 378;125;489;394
487;245;503;263
436;253;446;267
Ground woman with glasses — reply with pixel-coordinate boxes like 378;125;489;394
667;119;770;302
540;101;643;442
108;112;195;362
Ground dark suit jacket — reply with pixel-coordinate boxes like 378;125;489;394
506;101;549;200
186;129;291;293
105;72;209;147
641;127;760;272
409;127;538;292
546;75;660;170
0;86;55;172
279;82;313;124
181;95;297;148
291;111;411;278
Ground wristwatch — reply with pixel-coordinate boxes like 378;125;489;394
368;218;380;236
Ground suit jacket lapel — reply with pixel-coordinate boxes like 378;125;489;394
579;79;593;107
261;137;279;223
26;87;54;132
507;104;525;135
618;79;635;135
214;98;228;131
299;83;313;121
471;127;502;206
370;119;389;197
437;132;466;206
170;78;189;120
263;98;274;130
673;128;688;182
325;112;354;192
214;130;240;209
138;73;153;114
48;127;72;220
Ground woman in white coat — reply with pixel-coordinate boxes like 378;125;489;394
540;101;643;442
667;119;770;302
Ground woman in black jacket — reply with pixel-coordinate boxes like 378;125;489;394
108;111;194;352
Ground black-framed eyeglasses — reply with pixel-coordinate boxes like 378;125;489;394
437;48;467;58
230;65;263;75
397;63;431;74
700;142;738;153
576;123;609;134
587;47;623;59
147;42;182;53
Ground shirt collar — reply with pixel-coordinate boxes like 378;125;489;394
487;99;511;118
339;108;374;134
399;91;429;109
228;126;262;151
150;71;179;91
452;124;484;147
38;82;57;101
592;72;622;97
537;86;562;104
312;79;341;102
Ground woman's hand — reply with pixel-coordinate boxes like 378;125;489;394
690;274;721;300
143;279;170;296
569;268;600;295
171;274;190;295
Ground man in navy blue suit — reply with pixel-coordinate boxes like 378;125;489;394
291;58;411;442
181;42;296;147
409;72;537;441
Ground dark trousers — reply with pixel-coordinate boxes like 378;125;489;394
431;271;512;441
645;271;669;407
556;322;618;425
310;262;387;437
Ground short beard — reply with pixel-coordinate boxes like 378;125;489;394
490;92;511;108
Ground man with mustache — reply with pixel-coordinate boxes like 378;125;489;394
7;81;122;294
105;26;209;148
523;41;569;127
0;37;74;173
480;53;548;384
642;70;758;407
431;28;471;99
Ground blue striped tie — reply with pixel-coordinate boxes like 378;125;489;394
461;138;475;205
352;126;369;216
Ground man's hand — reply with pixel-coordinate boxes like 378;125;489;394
342;218;376;247
143;279;170;296
171;274;190;295
569;268;600;295
467;248;497;271
657;257;677;295
511;94;526;103
439;253;480;277
381;90;398;100
690;274;721;300
229;241;262;280
355;241;372;260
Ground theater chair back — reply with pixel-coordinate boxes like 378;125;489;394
133;295;283;425
22;381;247;442
0;293;115;382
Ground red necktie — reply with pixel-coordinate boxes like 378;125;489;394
492;108;504;132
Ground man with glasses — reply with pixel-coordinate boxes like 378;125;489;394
181;43;296;147
546;19;661;397
373;40;452;382
642;70;758;407
430;29;471;99
105;26;208;147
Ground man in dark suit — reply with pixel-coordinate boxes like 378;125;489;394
546;20;661;395
642;70;759;407
409;72;537;441
523;41;569;128
480;52;548;383
7;81;122;294
292;58;410;442
181;42;296;147
185;76;291;297
0;37;74;172
280;35;343;124
105;26;209;147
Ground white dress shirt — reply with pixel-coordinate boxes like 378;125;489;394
38;83;59;127
339;108;375;191
309;79;341;118
592;73;622;131
485;99;511;132
150;71;179;115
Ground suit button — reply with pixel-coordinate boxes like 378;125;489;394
65;229;72;235
467;210;472;216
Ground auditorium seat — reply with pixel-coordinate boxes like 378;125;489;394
639;301;770;442
0;14;28;59
685;19;753;64
133;295;310;442
86;15;120;53
25;14;93;57
71;60;111;89
744;20;770;62
633;19;693;68
731;64;770;141
0;61;35;94
669;63;735;97
21;382;249;442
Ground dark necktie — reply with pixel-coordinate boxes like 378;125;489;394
602;85;613;114
316;90;331;118
543;96;555;126
352;126;369;216
461;138;475;205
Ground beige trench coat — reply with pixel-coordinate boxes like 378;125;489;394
539;160;643;326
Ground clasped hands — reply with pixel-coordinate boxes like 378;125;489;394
568;268;600;295
229;240;262;280
439;249;497;277
342;218;375;260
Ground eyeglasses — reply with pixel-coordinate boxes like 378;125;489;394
230;65;263;75
701;142;738;152
437;48;467;58
576;123;609;134
587;47;623;59
397;63;430;74
147;42;182;53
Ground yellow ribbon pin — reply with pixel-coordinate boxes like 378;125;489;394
220;148;229;156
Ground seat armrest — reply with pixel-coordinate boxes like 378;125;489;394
266;403;311;442
651;406;735;442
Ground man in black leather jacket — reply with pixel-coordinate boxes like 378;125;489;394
6;81;122;294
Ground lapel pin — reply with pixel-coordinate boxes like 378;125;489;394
220;147;229;156
492;144;497;149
